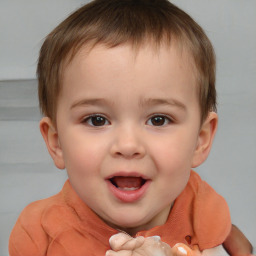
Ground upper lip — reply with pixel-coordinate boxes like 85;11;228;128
105;171;150;180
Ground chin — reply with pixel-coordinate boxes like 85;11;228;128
109;214;150;232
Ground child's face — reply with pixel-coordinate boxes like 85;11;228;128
45;43;215;234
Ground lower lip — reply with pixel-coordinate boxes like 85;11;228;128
106;180;151;203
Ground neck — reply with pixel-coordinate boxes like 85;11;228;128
110;204;173;237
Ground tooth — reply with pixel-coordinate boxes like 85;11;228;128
118;187;139;191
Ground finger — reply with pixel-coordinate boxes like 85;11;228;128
143;237;172;255
143;236;162;245
148;245;171;256
109;233;132;250
106;249;132;256
109;233;145;251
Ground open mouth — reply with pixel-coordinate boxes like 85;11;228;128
106;175;151;202
109;176;147;191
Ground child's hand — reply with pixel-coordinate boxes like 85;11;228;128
106;233;171;256
105;233;200;256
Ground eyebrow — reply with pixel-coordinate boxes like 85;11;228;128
139;98;187;110
70;98;109;109
70;97;186;111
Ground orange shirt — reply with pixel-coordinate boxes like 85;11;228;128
9;171;231;256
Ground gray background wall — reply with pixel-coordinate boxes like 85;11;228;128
0;1;255;255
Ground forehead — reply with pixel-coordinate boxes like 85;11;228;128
62;40;197;85
58;42;199;115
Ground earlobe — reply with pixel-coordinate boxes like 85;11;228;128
39;117;65;169
192;112;218;168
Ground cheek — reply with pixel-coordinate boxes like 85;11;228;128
60;132;108;176
152;132;197;170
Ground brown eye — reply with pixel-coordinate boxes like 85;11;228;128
84;115;109;126
147;115;171;126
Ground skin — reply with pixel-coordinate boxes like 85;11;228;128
40;42;217;239
106;227;254;256
40;42;253;255
106;233;199;256
223;225;253;256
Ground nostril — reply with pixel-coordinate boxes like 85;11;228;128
110;136;146;159
114;150;144;159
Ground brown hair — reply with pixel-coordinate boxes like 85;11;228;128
38;0;216;124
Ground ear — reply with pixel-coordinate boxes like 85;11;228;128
39;117;65;169
192;112;218;168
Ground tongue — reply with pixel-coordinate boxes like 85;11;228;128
112;177;143;189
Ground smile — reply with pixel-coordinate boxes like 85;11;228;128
110;176;147;190
106;174;151;203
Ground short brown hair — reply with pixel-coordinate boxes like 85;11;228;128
38;0;216;124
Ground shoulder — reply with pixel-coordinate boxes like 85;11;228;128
188;170;228;207
188;171;232;250
9;189;64;256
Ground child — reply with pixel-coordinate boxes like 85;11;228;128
9;0;253;255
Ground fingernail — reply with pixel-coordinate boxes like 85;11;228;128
152;235;161;241
178;247;187;255
105;250;112;256
109;235;115;244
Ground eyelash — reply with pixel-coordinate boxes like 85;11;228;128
146;114;173;126
81;114;173;127
82;114;110;127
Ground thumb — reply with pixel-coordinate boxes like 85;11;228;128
109;233;145;251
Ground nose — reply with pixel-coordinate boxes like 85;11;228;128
110;125;146;159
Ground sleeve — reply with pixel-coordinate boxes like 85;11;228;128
9;203;49;256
